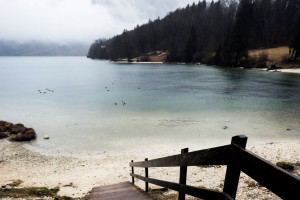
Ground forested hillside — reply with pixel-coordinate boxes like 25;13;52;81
88;0;300;66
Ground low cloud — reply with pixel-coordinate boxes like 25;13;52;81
0;0;196;43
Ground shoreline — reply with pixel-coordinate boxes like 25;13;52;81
109;60;300;74
254;67;300;74
1;138;300;199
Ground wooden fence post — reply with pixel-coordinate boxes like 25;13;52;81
179;148;189;200
145;158;149;192
131;160;134;184
223;135;248;199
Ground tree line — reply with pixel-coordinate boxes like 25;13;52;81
88;0;300;66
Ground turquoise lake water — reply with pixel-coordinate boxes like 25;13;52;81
0;57;300;154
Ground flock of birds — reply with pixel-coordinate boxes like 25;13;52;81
114;101;127;106
105;82;131;106
37;88;54;94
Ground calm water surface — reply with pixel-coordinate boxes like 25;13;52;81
0;57;300;154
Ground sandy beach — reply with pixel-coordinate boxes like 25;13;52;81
1;138;299;200
253;67;300;74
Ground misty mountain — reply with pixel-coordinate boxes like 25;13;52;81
0;40;90;56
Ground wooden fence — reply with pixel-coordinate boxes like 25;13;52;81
129;135;300;200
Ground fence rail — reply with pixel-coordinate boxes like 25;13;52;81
129;135;300;200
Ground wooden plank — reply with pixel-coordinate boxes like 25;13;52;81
234;145;300;200
130;145;232;168
131;173;233;200
179;148;188;200
145;158;149;192
131;160;135;184
89;182;154;200
223;135;247;199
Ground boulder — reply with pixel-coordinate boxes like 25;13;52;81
0;121;7;126
4;122;13;130
10;129;36;141
0;121;36;141
10;124;26;134
267;64;279;70
0;132;9;139
0;126;6;132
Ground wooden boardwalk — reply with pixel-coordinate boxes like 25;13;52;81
88;182;154;200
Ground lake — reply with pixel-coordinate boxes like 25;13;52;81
0;57;300;155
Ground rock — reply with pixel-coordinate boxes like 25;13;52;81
0;126;6;132
223;125;228;130
267;64;279;71
247;181;256;187
4;122;13;130
44;135;50;139
10;124;26;134
0;121;36;141
0;132;9;139
0;121;13;131
0;120;7;126
10;129;36;141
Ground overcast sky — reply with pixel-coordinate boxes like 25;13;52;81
0;0;197;44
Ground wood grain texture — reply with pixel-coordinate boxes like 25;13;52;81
89;182;154;200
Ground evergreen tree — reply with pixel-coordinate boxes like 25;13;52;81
290;12;300;61
184;25;197;63
229;0;254;66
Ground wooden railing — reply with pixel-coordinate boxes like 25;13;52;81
129;135;300;200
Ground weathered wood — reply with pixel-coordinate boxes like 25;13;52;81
179;148;188;200
234;145;300;200
145;158;149;192
131;160;134;184
131;173;233;200
129;135;300;200
89;182;154;200
130;145;231;168
223;135;247;199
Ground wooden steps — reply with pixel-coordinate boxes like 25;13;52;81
88;182;154;200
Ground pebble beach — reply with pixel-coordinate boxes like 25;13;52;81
1;138;299;199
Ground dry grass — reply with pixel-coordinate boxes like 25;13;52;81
136;52;167;62
249;46;300;68
249;46;289;63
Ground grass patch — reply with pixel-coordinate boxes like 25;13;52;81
149;188;202;200
149;189;178;200
198;165;221;168
249;46;300;68
276;161;300;171
249;46;289;63
0;186;73;200
7;179;23;187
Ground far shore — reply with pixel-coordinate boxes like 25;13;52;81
110;59;300;74
253;67;300;74
1;138;300;200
